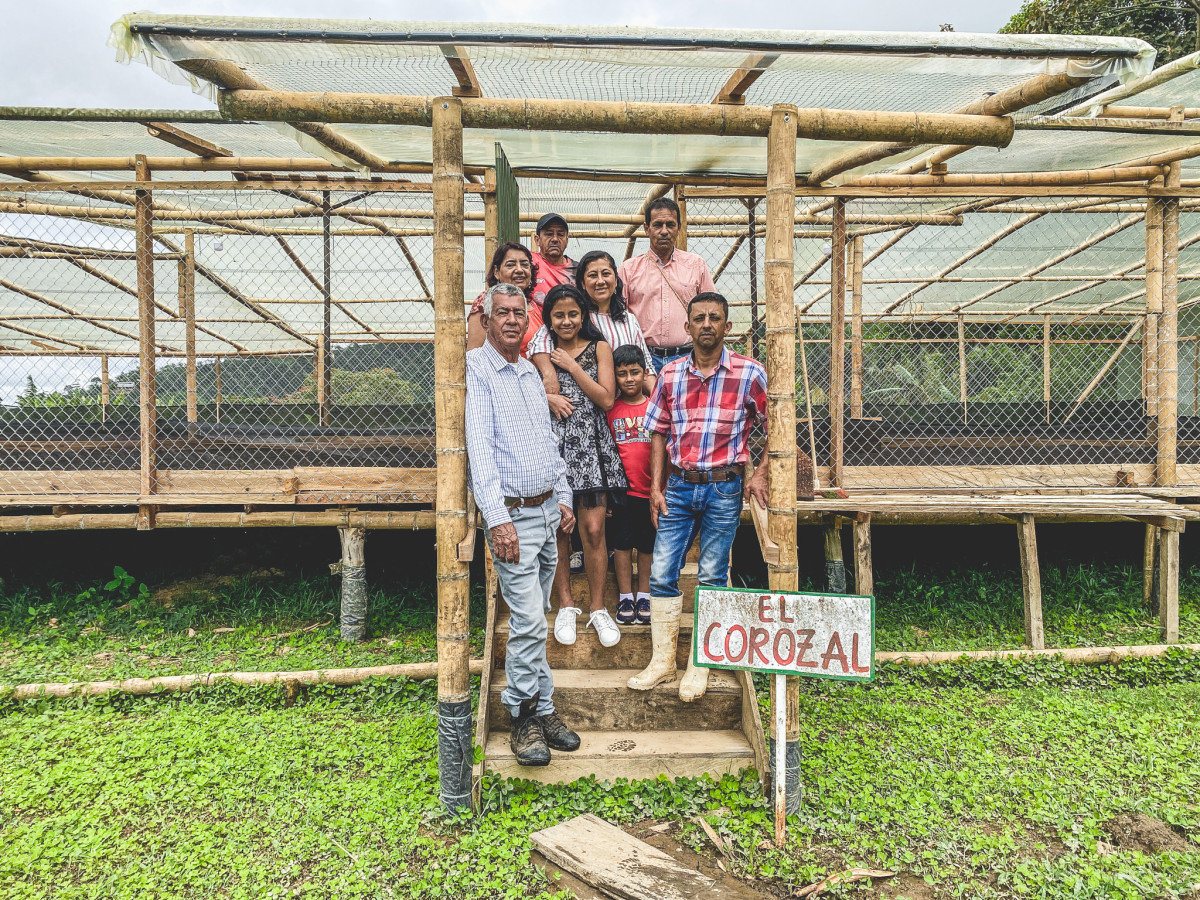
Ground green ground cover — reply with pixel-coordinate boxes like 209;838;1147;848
0;562;1197;898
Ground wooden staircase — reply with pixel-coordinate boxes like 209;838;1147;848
474;547;768;787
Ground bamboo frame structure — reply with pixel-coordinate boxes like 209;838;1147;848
828;199;847;487
135;156;156;497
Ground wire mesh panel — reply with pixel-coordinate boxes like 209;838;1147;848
0;182;447;503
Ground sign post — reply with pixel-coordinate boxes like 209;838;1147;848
692;587;875;847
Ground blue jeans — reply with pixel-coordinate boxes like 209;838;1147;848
650;348;690;374
650;473;743;600
488;497;560;718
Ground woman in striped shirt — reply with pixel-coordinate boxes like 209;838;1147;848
530;250;655;419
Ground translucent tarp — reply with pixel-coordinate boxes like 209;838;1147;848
107;14;1153;178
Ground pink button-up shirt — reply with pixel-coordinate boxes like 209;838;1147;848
618;248;716;349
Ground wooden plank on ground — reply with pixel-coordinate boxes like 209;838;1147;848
1158;528;1180;643
1016;514;1045;651
530;814;717;900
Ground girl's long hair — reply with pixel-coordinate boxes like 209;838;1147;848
575;249;628;322
485;241;537;299
543;284;606;347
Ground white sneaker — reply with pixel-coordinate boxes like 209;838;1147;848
554;606;583;645
588;609;622;648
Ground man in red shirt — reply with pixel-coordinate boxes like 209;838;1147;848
627;292;768;703
530;213;576;305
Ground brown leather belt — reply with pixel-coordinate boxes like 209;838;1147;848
505;490;553;510
678;464;743;484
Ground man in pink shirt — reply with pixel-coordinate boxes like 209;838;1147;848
530;213;576;304
618;198;716;373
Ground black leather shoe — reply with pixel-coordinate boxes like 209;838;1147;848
511;695;550;766
537;711;581;752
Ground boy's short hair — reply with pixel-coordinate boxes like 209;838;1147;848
612;344;646;369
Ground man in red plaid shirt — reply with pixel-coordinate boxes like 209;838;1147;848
628;291;768;702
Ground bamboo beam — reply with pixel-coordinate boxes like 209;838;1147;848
441;45;483;98
747;198;759;358
214;358;222;422
854;166;1161;188
220;90;1016;148
145;122;232;158
1158;166;1180;487
713;53;779;105
182;233;197;424
0;156;353;172
1019;115;1200;137
135;156;156;498
713;233;746;283
0;275;168;350
807;71;1090;185
850;235;864;418
181;60;394;172
765;107;801;783
829;199;847;487
320;192;333;428
100;355;109;422
432;97;472;813
1017;514;1045;651
673;184;689;251
1099;105;1200;119
1145;196;1164;419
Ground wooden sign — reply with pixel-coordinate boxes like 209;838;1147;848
692;586;875;682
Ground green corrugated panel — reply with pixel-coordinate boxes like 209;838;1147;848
495;142;519;245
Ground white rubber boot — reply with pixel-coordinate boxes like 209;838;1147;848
627;596;682;691
678;655;710;702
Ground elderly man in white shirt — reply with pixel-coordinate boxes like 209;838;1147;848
465;282;581;767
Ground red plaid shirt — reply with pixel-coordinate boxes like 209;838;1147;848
644;348;767;470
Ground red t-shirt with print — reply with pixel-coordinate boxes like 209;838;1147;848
607;397;652;498
530;252;576;305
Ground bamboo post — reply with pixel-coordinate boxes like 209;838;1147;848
320;191;333;428
483;167;499;271
747;198;759;359
1143;523;1159;607
433;97;473;815
100;355;109;423
957;315;968;424
1144;195;1163;419
214;358;222;423
182;232;197;424
1158;528;1180;642
829;199;847;487
764;105;801;826
852;513;873;597
849;235;864;418
673;184;688;251
824;517;846;593
1017;514;1045;651
338;525;368;641
134;155;156;498
1157;166;1180;486
1043;315;1051;423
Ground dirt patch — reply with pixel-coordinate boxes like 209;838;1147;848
151;568;284;607
1102;813;1193;854
874;873;936;900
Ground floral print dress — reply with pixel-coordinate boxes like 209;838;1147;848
551;341;628;499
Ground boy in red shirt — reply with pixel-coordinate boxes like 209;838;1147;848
607;345;655;625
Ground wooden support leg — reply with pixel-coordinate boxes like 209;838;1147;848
852;513;873;596
338;525;368;642
1143;523;1159;608
1016;514;1044;651
824;517;846;594
1158;528;1180;643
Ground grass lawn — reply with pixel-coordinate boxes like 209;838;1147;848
0;562;1197;898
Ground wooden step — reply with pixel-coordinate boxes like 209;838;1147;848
486;728;754;784
501;564;700;614
489;668;743;732
496;614;695;670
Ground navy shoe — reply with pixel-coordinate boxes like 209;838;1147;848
616;596;636;625
635;596;651;626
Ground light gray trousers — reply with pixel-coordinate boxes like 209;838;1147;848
489;497;560;718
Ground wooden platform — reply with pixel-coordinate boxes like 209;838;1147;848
477;547;767;788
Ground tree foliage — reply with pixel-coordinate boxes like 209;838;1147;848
1001;0;1199;63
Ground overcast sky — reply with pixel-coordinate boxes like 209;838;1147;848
3;1;1026;109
